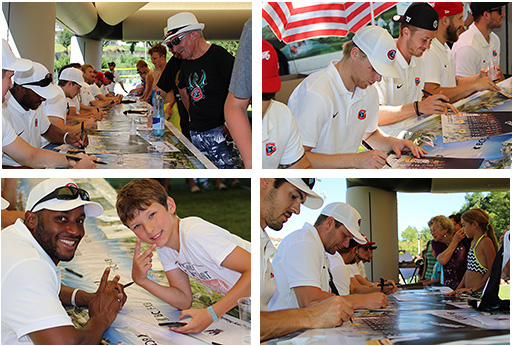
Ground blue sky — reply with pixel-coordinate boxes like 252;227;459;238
266;178;468;241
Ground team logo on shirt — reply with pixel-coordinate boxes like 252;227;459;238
188;70;207;103
492;50;497;57
358;110;366;120
266;143;277;156
415;77;420;86
387;49;396;60
34;119;38;127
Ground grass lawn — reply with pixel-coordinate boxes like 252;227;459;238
106;178;251;242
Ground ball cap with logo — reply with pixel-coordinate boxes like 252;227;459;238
353;25;400;79
392;2;439;31
26;178;103;217
320;202;366;244
470;2;506;17
360;234;377;249
430;2;464;19
284;178;323;209
13;62;60;100
262;39;281;93
164;12;205;44
2;39;32;72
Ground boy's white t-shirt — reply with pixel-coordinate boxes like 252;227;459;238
156;217;250;296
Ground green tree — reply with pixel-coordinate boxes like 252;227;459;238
399;226;433;256
57;28;73;53
54;54;70;77
459;191;510;239
210;40;239;56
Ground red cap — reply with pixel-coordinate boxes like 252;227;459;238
96;71;108;83
431;2;464;19
262;40;281;93
360;234;377;248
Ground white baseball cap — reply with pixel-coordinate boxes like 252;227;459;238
353;26;400;79
13;62;60;100
26;179;103;217
320;202;366;244
2;39;32;72
1;197;9;210
284;178;323;209
164;12;204;43
59;67;86;87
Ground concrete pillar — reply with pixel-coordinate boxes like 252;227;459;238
346;186;399;283
3;2;56;73
70;36;103;70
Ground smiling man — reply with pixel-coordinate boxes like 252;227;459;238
1;179;126;344
288;25;424;169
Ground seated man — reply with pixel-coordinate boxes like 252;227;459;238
41;67;96;148
3;62;88;167
288;26;425;168
91;72;120;104
2;178;127;344
262;39;311;169
269;202;389;312
79;64;112;110
423;3;500;103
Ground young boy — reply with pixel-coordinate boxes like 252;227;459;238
116;179;251;334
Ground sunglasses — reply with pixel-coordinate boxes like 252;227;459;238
301;178;316;190
31;186;90;212
166;31;192;48
363;245;373;251
21;73;53;87
488;7;503;15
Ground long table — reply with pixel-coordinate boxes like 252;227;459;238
50;100;216;169
15;178;248;345
267;288;510;345
386;78;512;169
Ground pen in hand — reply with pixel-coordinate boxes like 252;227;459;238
80;121;84;149
361;141;392;168
66;155;107;165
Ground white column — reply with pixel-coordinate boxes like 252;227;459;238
70;36;103;70
3;2;56;72
346;186;399;283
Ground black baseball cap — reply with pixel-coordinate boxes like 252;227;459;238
393;2;439;31
470;3;506;18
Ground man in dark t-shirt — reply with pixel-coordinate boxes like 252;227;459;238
163;12;240;169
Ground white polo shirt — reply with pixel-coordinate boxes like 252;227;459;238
375;50;425;137
79;84;96;107
328;252;352;296
288;60;379;154
100;84;110;96
452;23;500;77
263;100;305;169
68;95;80;114
268;223;330;311
423;38;457;88
350;261;367;278
89;83;102;98
2;219;74;345
2;116;18;148
41;87;68;148
2;92;51;167
260;228;277;311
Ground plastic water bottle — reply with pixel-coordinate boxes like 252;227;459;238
152;91;165;137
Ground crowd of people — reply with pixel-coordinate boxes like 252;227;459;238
260;178;510;342
1;178;251;343
2;11;252;169
262;2;506;169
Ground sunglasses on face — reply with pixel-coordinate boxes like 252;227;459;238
301;178;316;190
363;245;373;251
488;7;503;15
31;186;90;212
21;73;53;87
166;31;191;49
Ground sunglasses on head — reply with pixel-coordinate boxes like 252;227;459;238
166;31;192;49
487;7;503;15
21;73;53;88
301;178;316;190
31;186;90;212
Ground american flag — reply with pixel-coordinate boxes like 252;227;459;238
263;2;397;43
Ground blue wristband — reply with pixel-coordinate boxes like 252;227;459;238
207;306;219;322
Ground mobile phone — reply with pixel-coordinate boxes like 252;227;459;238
158;321;187;327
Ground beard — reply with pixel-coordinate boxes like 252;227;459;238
33;214;79;263
445;23;461;44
